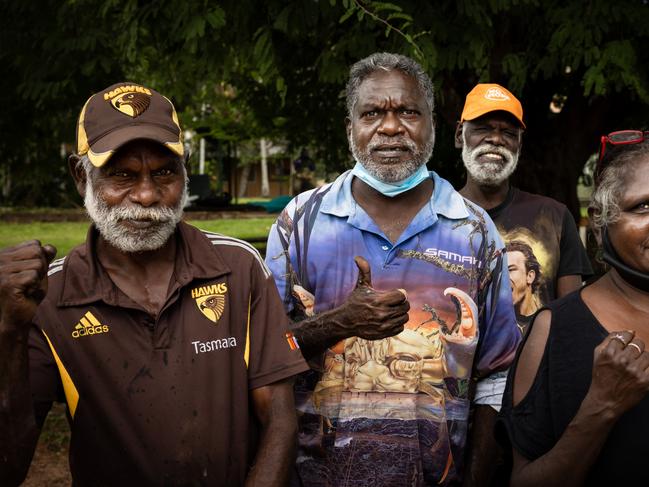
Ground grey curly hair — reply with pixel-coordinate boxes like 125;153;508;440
345;52;435;117
589;139;649;240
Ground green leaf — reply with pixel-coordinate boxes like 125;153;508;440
339;7;355;23
276;76;287;106
371;2;403;12
386;12;413;22
273;7;291;33
206;7;226;29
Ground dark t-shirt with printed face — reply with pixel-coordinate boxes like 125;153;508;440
487;187;592;332
29;222;308;486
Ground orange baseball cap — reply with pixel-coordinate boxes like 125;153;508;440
460;83;525;129
76;82;184;167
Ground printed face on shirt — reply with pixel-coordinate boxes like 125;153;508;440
82;139;188;253
507;249;538;316
457;112;522;186
608;154;649;273
346;70;434;183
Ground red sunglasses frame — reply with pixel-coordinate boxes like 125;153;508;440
596;130;649;181
599;130;649;161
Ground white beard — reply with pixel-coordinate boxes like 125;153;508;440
461;130;519;186
349;130;435;183
84;177;187;253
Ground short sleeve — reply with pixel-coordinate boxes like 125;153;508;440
557;210;593;278
28;324;64;427
246;258;309;390
474;370;507;410
473;229;521;379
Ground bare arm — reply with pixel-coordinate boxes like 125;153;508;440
556;274;582;298
461;405;500;487
292;256;410;360
245;379;298;487
510;311;649;486
0;241;56;486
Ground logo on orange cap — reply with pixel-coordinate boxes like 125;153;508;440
460;83;525;129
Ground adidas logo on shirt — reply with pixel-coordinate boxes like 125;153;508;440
72;311;110;338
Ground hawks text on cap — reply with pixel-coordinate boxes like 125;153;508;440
103;85;152;101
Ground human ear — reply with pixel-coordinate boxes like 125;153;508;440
68;154;88;197
454;122;464;149
526;270;536;286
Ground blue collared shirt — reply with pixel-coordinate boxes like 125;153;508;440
266;170;519;485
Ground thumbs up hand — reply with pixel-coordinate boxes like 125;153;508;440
333;256;410;341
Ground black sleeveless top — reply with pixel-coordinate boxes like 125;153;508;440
498;287;649;485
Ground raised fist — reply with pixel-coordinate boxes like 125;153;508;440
585;330;649;419
0;240;56;330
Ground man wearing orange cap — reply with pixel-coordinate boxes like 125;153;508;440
0;83;308;486
456;83;591;329
455;83;592;484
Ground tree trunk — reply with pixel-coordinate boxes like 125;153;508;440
199;138;206;174
238;164;250;199
260;138;270;197
1;164;10;200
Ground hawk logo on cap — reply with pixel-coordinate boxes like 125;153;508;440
191;283;228;323
484;87;511;101
110;91;151;118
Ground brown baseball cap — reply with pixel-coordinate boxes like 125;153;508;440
460;83;526;129
76;82;184;167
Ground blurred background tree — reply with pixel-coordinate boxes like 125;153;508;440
2;0;648;217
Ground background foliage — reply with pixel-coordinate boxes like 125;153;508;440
2;0;648;216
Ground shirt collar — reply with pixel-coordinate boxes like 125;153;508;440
57;221;230;307
319;169;469;220
430;171;470;220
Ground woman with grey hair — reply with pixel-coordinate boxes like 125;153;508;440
498;131;649;486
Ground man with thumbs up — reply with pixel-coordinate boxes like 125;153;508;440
265;53;520;486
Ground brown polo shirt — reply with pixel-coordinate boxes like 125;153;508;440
29;222;308;486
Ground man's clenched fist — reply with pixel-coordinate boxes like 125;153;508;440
0;240;57;329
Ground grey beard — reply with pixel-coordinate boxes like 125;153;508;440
84;178;187;253
349;131;435;183
461;131;519;186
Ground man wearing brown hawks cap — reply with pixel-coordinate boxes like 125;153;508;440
0;82;308;486
454;83;592;485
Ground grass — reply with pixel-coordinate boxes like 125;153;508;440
0;217;276;256
234;197;272;204
40;403;71;453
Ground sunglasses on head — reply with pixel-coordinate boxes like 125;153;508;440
596;130;649;181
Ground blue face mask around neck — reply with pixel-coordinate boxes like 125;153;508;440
351;162;430;197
